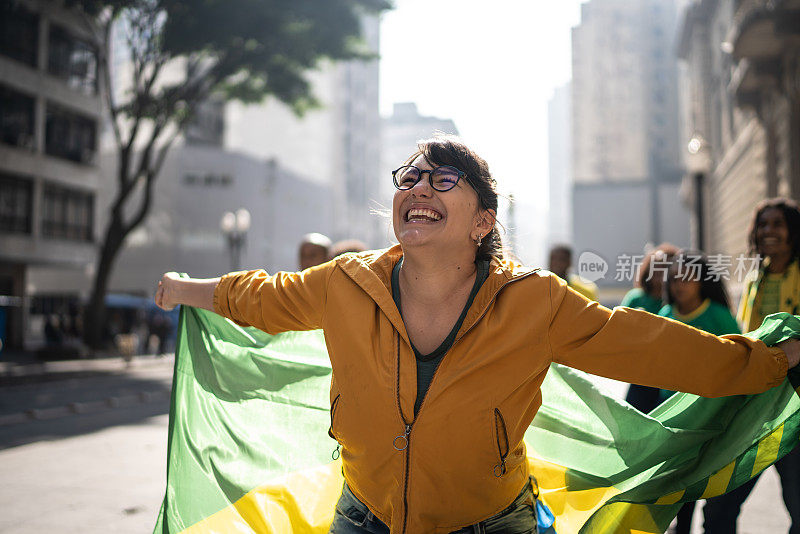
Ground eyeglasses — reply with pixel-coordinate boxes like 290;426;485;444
392;165;466;192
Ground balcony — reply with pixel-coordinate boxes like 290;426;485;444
728;57;782;108
729;0;800;61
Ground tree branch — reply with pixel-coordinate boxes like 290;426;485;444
101;18;122;147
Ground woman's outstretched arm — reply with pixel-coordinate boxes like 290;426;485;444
546;274;799;397
155;272;219;312
155;263;332;333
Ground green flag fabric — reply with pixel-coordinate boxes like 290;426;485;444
154;307;800;533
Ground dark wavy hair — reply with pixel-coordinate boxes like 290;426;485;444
663;249;730;309
747;197;800;267
408;135;503;261
637;243;680;294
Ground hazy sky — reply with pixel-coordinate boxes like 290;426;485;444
379;0;586;261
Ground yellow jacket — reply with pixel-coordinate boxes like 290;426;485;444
213;245;787;534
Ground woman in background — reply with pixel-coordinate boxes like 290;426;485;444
621;243;679;314
623;243;679;413
657;250;741;534
703;198;800;534
658;250;740;345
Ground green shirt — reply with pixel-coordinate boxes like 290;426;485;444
658;299;741;337
621;287;663;315
392;258;490;415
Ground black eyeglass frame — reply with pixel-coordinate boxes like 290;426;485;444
391;165;467;192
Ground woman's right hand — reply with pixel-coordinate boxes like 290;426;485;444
155;272;181;311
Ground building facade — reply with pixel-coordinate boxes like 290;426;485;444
95;145;333;296
570;0;691;291
0;0;103;350
677;0;800;271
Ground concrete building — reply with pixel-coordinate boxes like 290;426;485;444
677;0;800;272
570;0;691;291
97;145;333;295
547;83;572;248
0;0;104;350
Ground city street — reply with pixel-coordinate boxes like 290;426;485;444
0;357;791;533
0;357;171;534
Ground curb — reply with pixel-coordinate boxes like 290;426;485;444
0;389;171;426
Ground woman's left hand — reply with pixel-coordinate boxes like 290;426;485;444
777;339;800;369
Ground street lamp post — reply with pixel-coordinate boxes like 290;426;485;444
220;208;251;271
687;135;711;251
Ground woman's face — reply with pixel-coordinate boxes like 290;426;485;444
392;154;488;253
756;207;792;259
669;265;702;307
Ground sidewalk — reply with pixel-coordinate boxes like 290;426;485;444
0;353;175;427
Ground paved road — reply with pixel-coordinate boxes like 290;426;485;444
0;357;792;533
0;409;168;534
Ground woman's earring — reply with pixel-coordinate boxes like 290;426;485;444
476;234;482;247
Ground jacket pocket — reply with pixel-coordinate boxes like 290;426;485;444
493;407;510;477
329;393;342;459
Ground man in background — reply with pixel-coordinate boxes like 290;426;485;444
299;233;332;270
548;244;599;301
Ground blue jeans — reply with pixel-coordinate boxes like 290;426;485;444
329;479;538;534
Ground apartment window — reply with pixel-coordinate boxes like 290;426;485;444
45;104;96;163
0;3;39;67
185;98;225;146
41;183;93;241
0;173;33;234
185;173;233;187
48;25;98;95
0;85;35;149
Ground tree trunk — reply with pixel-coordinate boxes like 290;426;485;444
84;206;128;350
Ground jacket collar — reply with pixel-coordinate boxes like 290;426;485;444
335;245;540;342
336;245;409;342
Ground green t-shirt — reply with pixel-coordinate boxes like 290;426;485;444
658;299;741;337
621;287;663;315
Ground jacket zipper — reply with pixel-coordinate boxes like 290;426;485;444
393;270;539;533
493;408;510;477
394;333;413;534
329;394;341;460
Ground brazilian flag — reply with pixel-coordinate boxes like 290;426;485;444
154;308;800;533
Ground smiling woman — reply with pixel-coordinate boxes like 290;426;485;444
703;197;800;533
154;136;800;534
392;137;501;263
